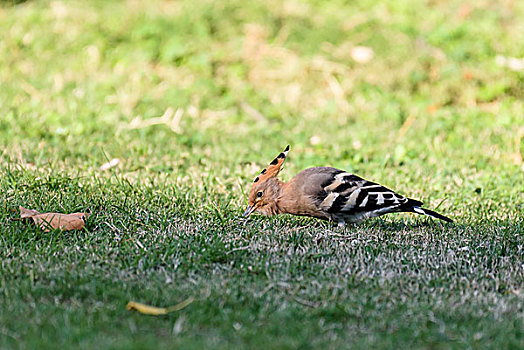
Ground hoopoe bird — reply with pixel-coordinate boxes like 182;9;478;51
244;145;452;225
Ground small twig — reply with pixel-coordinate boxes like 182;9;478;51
126;107;183;134
398;114;415;138
328;233;353;239
294;297;320;308
433;198;447;210
255;283;275;298
226;246;250;255
20;80;43;101
135;239;145;250
240;102;267;123
323;72;351;114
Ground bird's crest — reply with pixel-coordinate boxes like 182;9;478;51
252;145;289;184
244;145;290;217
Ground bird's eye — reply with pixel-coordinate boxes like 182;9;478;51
256;191;263;198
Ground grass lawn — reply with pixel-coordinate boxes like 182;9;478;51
1;0;523;348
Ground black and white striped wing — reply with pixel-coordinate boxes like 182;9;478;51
319;172;420;215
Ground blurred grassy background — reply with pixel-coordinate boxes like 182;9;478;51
0;0;523;349
1;0;522;216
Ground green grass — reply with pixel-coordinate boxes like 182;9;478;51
1;0;523;348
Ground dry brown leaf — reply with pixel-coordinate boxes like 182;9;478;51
19;206;88;232
126;297;194;315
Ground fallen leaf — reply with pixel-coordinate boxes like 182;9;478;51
19;206;88;232
126;297;194;315
126;302;168;315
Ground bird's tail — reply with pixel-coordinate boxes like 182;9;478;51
410;206;453;223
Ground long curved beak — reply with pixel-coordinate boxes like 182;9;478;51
243;205;256;217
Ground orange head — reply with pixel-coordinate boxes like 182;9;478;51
243;145;289;217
